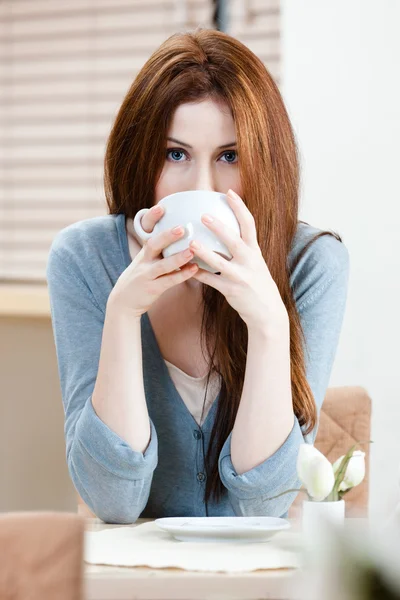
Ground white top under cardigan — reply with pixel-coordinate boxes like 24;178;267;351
163;359;221;427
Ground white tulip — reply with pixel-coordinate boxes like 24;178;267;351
332;450;366;492
297;444;335;501
297;443;320;481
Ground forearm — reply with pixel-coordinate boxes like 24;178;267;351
230;318;294;475
91;297;150;453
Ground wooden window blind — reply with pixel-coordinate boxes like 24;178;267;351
229;0;280;83
0;0;280;284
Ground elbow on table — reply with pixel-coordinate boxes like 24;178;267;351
229;489;300;518
91;503;144;525
74;478;148;525
67;447;150;525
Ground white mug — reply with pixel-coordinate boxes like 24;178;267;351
133;190;241;274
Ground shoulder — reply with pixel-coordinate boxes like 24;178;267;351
46;214;126;307
47;214;125;278
289;221;349;274
288;221;350;311
49;215;121;259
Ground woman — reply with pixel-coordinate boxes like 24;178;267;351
46;29;349;524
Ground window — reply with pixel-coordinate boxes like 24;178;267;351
0;0;280;285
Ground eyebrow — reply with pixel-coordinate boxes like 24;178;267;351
167;137;237;149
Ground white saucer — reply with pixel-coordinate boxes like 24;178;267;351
154;516;290;543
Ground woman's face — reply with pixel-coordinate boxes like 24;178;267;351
155;98;242;203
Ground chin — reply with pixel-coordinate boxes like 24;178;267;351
185;277;202;289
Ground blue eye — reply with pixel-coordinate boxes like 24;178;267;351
221;151;237;163
166;149;186;162
166;148;238;163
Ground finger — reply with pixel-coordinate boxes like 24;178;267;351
200;214;248;262
144;225;185;259
157;262;199;289
191;267;226;293
189;240;237;281
226;189;259;249
141;204;164;233
152;247;194;278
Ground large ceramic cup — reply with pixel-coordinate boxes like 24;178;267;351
133;190;241;274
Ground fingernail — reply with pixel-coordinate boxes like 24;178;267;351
202;214;213;224
151;205;162;214
172;225;184;235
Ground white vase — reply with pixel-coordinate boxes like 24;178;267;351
302;499;345;543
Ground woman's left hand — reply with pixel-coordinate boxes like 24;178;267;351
190;189;289;334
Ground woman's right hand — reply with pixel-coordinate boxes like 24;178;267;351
108;205;199;319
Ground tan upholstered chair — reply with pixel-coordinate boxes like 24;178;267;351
77;386;372;520
0;512;85;600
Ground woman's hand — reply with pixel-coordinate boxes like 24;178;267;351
109;208;198;319
190;189;288;335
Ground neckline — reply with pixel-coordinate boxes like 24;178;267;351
115;213;220;431
164;359;210;382
143;311;220;431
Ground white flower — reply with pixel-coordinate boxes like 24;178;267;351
297;444;335;501
332;450;366;492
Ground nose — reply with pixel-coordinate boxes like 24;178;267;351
193;164;215;192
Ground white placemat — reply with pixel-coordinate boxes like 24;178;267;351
84;521;301;573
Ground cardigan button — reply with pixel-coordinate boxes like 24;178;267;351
197;472;206;482
193;430;202;440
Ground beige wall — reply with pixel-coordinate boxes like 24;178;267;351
0;316;76;512
282;0;400;521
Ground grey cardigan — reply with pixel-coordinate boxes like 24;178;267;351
46;213;349;524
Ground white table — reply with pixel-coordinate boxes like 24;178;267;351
85;517;372;599
84;517;303;600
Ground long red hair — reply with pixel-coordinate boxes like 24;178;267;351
104;28;342;505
